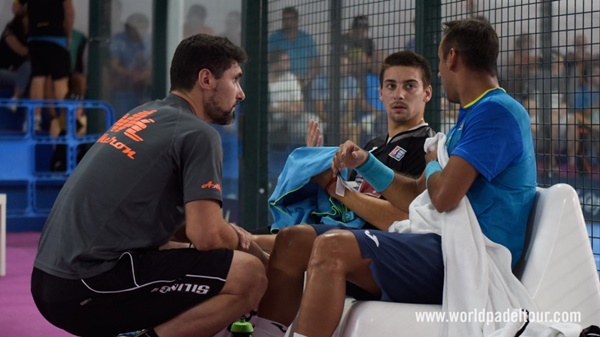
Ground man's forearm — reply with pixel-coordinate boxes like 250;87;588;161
332;188;408;231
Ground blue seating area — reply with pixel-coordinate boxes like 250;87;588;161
0;99;115;231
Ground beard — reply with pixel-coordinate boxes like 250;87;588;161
205;94;236;125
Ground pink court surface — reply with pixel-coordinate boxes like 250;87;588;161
0;232;73;336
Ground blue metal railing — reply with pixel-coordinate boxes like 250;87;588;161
0;99;115;230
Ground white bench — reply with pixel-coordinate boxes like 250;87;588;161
336;184;600;336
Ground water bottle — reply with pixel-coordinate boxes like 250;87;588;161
229;316;253;337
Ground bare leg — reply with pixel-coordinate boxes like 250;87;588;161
257;225;318;325
29;76;46;130
154;251;267;337
53;77;69;101
253;234;276;253
295;230;380;337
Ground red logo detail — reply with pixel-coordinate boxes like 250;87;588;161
201;181;222;192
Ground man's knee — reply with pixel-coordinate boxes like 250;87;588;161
223;252;267;303
273;225;317;252
270;225;318;269
308;231;356;273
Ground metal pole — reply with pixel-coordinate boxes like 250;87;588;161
329;0;343;145
240;0;269;230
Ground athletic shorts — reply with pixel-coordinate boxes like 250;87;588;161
31;248;233;337
311;225;444;304
29;40;71;79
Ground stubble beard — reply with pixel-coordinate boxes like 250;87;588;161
205;95;235;125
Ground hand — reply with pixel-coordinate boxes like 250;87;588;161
230;223;252;250
306;119;323;147
331;140;368;175
425;149;438;163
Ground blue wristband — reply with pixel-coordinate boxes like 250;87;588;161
425;160;442;188
355;153;394;192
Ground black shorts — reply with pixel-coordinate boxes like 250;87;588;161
29;40;71;79
31;248;233;337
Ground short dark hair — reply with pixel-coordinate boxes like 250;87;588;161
170;34;247;91
282;7;298;18
379;50;432;88
441;18;499;77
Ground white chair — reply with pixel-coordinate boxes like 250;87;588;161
337;184;600;336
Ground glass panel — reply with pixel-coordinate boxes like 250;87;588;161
103;0;154;120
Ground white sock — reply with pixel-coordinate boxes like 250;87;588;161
292;333;307;337
252;316;288;337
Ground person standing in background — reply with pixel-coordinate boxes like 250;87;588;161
268;6;320;100
183;4;215;38
13;0;74;132
0;9;29;101
109;13;152;118
220;10;241;47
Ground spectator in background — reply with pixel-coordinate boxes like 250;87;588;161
342;15;375;61
110;0;124;36
404;18;416;51
48;28;89;172
220;10;241;47
268;49;305;147
576;60;600;170
566;33;593;109
268;6;320;98
574;55;599;112
348;48;386;145
66;28;88;99
569;33;593;78
439;94;459;134
330;15;380;144
0;9;30;101
503;33;539;103
14;0;75;132
183;4;214;38
109;12;151;118
310;54;359;142
46;28;87;102
526;49;573;173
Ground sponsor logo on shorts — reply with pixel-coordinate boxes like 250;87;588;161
152;283;211;295
364;230;379;247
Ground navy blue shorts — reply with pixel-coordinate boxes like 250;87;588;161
311;225;444;304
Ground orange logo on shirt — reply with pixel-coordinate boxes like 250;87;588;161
110;110;156;142
97;110;157;159
201;181;222;192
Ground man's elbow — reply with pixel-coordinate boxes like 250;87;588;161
429;192;460;213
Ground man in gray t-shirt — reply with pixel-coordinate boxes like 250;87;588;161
31;34;267;337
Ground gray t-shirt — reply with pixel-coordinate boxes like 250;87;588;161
34;94;224;279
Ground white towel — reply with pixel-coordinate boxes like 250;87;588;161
389;132;582;337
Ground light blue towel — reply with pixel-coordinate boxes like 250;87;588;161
268;147;366;232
